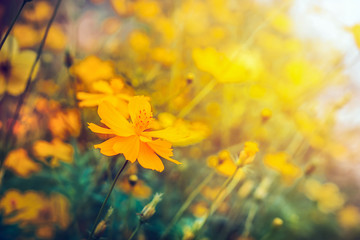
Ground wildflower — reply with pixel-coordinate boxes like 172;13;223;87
43;24;67;51
139;193;163;222
48;109;81;139
4;148;41;178
94;207;114;238
261;108;272;122
237;141;259;166
337;205;360;229
207;150;236;176
33;138;74;167
13;24;39;48
23;1;53;23
117;174;152;199
272;218;284;228
77;78;132;118
264;152;302;184
0;36;39;97
89;96;181;172
129;31;151;53
304;178;345;213
71;56;115;84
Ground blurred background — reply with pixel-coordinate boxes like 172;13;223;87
0;0;360;239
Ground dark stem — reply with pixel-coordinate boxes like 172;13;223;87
2;0;62;158
0;0;29;50
128;221;142;240
88;160;129;240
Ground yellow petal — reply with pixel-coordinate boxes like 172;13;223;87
128;96;152;126
88;123;115;134
137;142;164;172
113;135;140;163
94;136;123;156
147;139;181;165
98;101;134;136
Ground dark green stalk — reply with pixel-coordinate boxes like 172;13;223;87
88;160;129;240
0;0;31;50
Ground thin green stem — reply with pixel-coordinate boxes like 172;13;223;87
241;202;259;238
161;171;215;238
128;221;142;240
88;160;129;240
2;0;62;156
0;0;30;50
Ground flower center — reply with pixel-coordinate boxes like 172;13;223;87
0;60;11;78
134;108;152;134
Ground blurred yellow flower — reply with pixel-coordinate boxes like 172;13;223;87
77;78;132;118
337;205;360;229
304;178;345;213
89;96;182;172
155;112;210;146
4;148;41;178
48;109;81;140
133;0;160;22
207;150;237;176
190;201;209;218
0;36;39;97
264;152;302;184
117;175;152;199
110;0;134;16
151;47;176;67
129;31;151;53
44;24;67;51
71;56;115;84
13;24;39;48
0;190;70;239
23;1;53;23
346;24;360;49
33;138;74;167
238;141;259;166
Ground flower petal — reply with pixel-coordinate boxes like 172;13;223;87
88;123;115;134
113;135;140;163
142;127;186;143
147;139;181;165
94;136;123;156
128;96;151;125
98;101;134;136
137;142;164;172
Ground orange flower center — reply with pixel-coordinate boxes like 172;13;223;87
134;108;152;134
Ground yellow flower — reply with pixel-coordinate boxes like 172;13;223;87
71;56;115;84
238;141;259;166
33;138;74;167
264;152;302;184
207;150;237;176
133;0;160;22
110;0;134;16
89;96;181;172
155;112;210;146
0;36;39;97
23;1;53;23
48;109;81;140
117;174;152;199
13;24;39;48
337;205;360;229
77;78;132;118
129;31;151;53
346;24;360;49
4;148;41;178
44;24;67;51
304;178;345;213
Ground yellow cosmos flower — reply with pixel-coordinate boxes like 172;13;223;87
89;96;181;172
4;148;41;178
337;205;360;229
0;36;39;97
77;78;132;118
207;150;237;176
71;55;115;84
33;138;74;167
117;174;152;199
264;152;302;184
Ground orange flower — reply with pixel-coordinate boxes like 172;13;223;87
89;96;181;172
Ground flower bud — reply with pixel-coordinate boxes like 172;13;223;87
139;193;163;222
272;217;283;228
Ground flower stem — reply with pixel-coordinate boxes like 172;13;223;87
88;160;129;240
0;0;30;50
128;221;142;240
2;0;62;156
161;171;215;238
